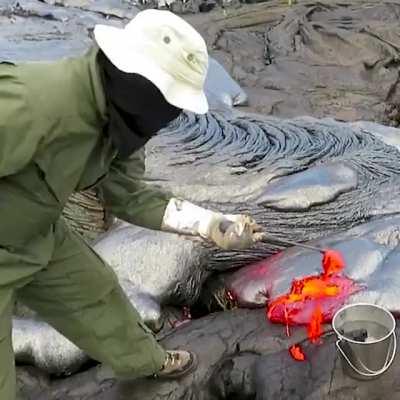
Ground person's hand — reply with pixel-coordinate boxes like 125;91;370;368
161;198;264;250
206;214;263;250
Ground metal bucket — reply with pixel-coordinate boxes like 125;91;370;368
332;303;397;380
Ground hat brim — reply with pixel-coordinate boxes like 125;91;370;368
94;24;209;115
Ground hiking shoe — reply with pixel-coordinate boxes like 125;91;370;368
155;350;197;379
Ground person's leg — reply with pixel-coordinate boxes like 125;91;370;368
17;221;166;378
0;240;47;400
0;288;16;399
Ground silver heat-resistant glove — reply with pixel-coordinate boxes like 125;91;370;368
161;198;263;250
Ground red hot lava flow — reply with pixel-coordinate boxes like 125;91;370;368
289;344;306;361
266;249;360;360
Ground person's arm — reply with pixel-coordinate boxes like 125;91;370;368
98;148;171;231
161;198;263;250
99;148;263;250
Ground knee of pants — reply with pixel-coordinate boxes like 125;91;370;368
0;291;13;340
95;262;121;292
0;316;11;341
0;307;15;399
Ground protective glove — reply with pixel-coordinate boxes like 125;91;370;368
161;198;263;250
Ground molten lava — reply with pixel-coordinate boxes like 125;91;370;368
307;306;323;344
267;274;358;326
322;250;345;277
266;248;360;360
289;344;306;361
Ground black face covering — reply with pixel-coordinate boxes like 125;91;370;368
97;50;182;159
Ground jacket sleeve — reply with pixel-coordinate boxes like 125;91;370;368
98;148;172;230
0;63;42;177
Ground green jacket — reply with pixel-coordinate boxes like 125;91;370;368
0;47;170;253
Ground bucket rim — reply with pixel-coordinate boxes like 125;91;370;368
332;302;396;345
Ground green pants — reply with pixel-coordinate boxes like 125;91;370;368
0;221;166;399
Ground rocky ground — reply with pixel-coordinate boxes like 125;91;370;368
16;311;400;399
184;0;400;124
2;0;400;123
2;0;400;398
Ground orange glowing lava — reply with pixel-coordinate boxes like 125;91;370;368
266;248;360;360
289;344;306;361
322;250;345;277
267;272;344;344
307;305;323;343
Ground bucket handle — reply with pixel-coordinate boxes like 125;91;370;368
336;332;397;377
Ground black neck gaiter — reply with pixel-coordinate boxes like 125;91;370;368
97;50;182;159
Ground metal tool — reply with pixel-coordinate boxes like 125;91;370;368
260;233;327;253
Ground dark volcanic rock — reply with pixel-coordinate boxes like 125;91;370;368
0;0;126;62
146;113;400;270
186;0;400;125
3;0;400;125
16;309;400;399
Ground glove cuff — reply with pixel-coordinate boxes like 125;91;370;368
161;198;221;238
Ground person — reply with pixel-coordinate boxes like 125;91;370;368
0;9;262;399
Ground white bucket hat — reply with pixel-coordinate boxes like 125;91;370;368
94;9;209;114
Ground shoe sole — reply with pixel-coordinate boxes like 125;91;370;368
156;351;198;380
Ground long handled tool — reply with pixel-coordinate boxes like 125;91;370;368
258;232;345;273
259;233;327;253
